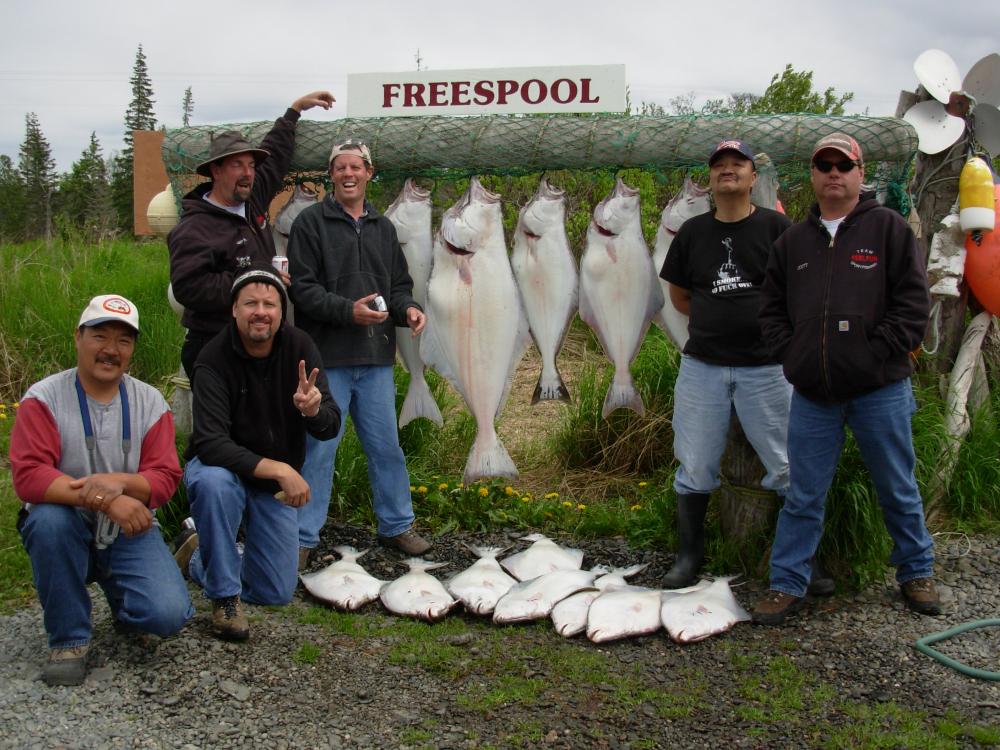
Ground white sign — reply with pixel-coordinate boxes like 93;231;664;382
347;65;626;118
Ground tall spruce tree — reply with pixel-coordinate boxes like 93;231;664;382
18;112;57;240
0;154;26;242
182;86;194;126
111;43;157;232
59;132;114;239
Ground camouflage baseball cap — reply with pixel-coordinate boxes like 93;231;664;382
328;138;373;167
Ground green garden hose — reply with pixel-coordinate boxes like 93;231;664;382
914;619;1000;681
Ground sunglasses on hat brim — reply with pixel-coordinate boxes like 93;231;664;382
812;158;859;173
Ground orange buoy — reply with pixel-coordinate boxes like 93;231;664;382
964;183;1000;314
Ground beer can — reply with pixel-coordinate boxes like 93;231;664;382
271;255;289;274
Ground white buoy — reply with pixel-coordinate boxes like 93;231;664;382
147;186;179;236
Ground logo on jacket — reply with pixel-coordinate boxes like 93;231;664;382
256;214;268;230
712;236;752;294
850;248;878;270
236;255;252;269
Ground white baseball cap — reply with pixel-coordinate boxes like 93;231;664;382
78;294;140;335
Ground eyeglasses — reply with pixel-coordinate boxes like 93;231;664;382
813;158;858;173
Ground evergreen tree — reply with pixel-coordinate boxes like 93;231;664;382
18;112;57;240
0;154;26;242
182;86;194;127
112;43;157;232
58;132;115;239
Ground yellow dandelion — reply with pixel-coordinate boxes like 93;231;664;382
577;504;587;511
438;483;448;491
417;486;428;494
13;402;20;409
630;504;642;512
478;487;489;497
562;501;572;508
638;481;648;488
521;497;531;503
545;492;559;500
0;413;6;420
409;485;416;492
504;486;515;496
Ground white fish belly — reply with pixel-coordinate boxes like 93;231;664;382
381;573;456;622
512;234;578;364
586;588;663;643
551;590;600;637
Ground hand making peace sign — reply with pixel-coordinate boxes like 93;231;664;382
292;359;321;417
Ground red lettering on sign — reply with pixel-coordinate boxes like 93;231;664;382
521;79;546;104
550;78;578;104
403;83;426;107
382;83;401;108
497;80;518;104
473;80;495;105
451;81;471;106
580;78;599;104
429;81;447;106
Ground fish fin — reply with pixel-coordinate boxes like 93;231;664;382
463;434;518;484
532;368;571;404
398;371;444;428
419;315;471;404
602;378;645;419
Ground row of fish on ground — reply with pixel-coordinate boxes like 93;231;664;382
273;160;782;485
300;533;751;645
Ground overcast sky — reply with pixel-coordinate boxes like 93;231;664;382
3;0;998;171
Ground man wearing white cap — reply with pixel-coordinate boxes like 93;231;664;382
10;295;193;686
755;132;938;624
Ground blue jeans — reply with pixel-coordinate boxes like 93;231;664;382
298;365;415;548
671;355;792;496
19;504;193;649
769;379;935;596
184;457;299;605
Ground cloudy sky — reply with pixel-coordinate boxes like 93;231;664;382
3;0;998;171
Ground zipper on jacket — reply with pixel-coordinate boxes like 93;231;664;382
819;225;838;399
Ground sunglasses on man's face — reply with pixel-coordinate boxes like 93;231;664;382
813;158;858;174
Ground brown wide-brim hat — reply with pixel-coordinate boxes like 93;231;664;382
195;130;270;177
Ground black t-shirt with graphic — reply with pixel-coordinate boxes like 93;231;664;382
660;206;791;366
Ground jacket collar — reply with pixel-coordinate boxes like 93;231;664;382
808;191;879;230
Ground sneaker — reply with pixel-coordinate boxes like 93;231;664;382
43;645;88;686
298;547;313;572
900;578;941;616
211;596;250;641
377;527;432;556
173;528;199;579
752;590;805;626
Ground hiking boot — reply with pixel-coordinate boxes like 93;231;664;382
378;527;432;556
172;528;199;579
211;596;249;642
43;645;88;686
807;556;835;597
900;578;941;616
298;547;313;572
752;590;805;626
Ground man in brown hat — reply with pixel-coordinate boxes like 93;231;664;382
168;91;335;380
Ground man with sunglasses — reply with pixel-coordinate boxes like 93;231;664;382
754;133;938;624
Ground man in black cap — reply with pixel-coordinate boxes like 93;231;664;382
168;91;335;380
181;268;340;641
658;139;793;588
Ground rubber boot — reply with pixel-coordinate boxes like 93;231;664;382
662;492;710;589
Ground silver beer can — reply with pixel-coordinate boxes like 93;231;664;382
271;255;289;274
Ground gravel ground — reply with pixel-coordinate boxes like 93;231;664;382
0;525;997;749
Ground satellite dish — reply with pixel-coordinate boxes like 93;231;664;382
972;102;1000;157
964;53;1000;106
904;100;966;154
914;49;963;103
905;49;1000;155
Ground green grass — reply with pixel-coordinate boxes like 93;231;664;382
292;641;322;665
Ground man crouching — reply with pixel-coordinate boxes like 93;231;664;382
11;295;194;686
181;268;340;641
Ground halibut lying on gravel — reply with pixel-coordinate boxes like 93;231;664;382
511;177;579;403
446;545;518;615
380;558;458;622
492;567;601;624
421;177;531;484
499;533;585;581
579;177;664;418
551;563;648;637
585;584;669;643
385;178;442;428
299;545;385;611
660;577;750;643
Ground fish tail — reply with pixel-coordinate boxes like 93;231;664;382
601;374;645;419
398;372;444;428
463;434;518;485
532;367;571;404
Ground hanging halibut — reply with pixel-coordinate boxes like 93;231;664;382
299;545;385;612
379;558;458;622
446;545;518;615
511;177;579;403
385;178;443;428
421;177;531;484
272;183;320;257
660;577;751;643
499;533;585;581
651;176;711;350
579;178;664;418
